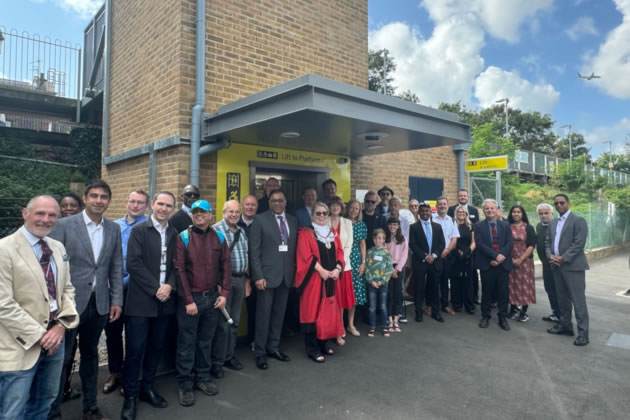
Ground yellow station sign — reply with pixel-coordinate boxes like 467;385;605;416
465;155;508;172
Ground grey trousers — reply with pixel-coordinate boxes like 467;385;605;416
212;275;245;365
255;282;288;358
552;267;589;338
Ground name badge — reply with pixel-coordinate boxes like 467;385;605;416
374;255;383;261
160;264;167;272
278;244;288;252
49;299;59;312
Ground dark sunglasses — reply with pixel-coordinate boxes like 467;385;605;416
553;201;566;206
314;211;328;216
364;200;376;204
184;192;200;198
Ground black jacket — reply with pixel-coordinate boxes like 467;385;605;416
409;220;446;272
125;219;178;317
169;209;192;233
447;204;480;224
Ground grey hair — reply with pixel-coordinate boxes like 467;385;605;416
536;203;553;213
25;195;60;212
223;199;241;212
389;196;402;205
482;198;498;208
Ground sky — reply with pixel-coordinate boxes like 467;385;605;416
2;0;629;158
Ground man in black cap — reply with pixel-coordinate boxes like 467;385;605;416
375;186;394;218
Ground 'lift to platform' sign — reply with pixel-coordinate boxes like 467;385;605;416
465;155;508;172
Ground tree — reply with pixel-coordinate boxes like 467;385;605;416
397;89;420;103
594;153;630;173
368;49;396;95
468;122;517;159
554;132;591;161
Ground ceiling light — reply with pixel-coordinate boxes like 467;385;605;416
367;145;384;150
280;131;300;139
357;132;389;142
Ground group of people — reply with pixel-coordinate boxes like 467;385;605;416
0;176;591;420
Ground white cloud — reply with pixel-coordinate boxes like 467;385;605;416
520;53;541;73
565;16;599;40
368;1;557;111
474;66;560;113
581;0;630;98
583;118;630;147
54;0;102;19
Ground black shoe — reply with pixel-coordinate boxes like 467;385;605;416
547;325;575;336
479;317;489;328
210;365;224;378
256;356;268;370
574;336;589;346
178;389;195;407
431;312;444;323
491;302;497;308
193;381;218;396
498;318;510;331
224;357;243;370
453;306;463;313
267;351;290;362
542;314;560;322
139;388;168;408
466;309;476;315
415;313;423;322
474;298;481;305
121;397;137;420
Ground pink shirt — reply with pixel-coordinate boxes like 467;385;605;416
386;239;409;271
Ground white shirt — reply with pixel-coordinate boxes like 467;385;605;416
182;204;192;216
553;210;571;255
274;212;290;243
21;226;57;287
151;215;169;285
432;213;460;245
83;210;104;290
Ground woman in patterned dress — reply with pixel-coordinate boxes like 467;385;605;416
345;199;367;336
507;205;537;322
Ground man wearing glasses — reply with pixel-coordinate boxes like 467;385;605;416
170;185;201;233
249;190;297;370
545;194;590;346
375;186;394;218
362;191;386;249
103;190;149;395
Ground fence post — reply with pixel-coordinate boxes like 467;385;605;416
588;203;592;250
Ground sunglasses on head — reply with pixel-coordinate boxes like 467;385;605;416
314;211;328;216
364;200;376;204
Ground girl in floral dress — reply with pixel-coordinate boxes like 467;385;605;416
345;199;367;336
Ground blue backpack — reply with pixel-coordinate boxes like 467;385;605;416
179;227;224;248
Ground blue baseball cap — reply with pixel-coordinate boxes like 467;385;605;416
191;200;212;212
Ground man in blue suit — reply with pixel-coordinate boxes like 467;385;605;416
295;186;317;228
473;199;513;331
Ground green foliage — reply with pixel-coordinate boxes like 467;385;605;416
67;128;102;181
468;122;517;159
398;89;420;103
594;153;630;173
368;49;397;95
555;132;591;160
604;186;630;211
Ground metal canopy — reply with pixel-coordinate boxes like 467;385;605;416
203;74;471;157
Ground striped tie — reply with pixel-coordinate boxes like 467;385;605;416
38;240;57;320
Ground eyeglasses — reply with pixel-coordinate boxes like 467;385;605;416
314;211;328;216
553;201;566;206
364;200;376;204
409;204;419;208
184;192;200;198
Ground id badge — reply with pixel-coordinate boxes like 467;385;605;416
279;244;288;252
160;264;167;272
374;255;383;261
49;299;59;312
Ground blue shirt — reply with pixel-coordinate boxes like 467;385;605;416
115;214;148;286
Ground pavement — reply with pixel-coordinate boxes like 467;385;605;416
61;253;630;420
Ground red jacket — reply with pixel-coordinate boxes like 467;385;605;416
175;226;232;305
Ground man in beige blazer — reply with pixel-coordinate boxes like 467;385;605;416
0;195;79;419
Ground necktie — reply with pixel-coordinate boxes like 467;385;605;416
424;221;432;250
38;239;57;320
277;215;289;244
491;222;499;251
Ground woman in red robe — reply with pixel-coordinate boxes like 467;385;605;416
296;202;345;363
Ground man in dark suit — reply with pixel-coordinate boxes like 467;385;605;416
362;191;386;249
447;189;479;223
120;192;178;420
295;186;317;228
409;203;446;323
49;179;123;420
545;194;590;346
249;190;297;370
536;203;561;322
473;199;513;331
256;177;280;214
169;185;200;233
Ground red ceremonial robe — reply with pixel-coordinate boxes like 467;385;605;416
295;228;345;325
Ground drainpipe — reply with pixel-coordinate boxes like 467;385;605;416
200;137;229;156
102;0;112;164
190;0;206;186
452;143;469;190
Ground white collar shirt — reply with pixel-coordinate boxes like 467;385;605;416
553;210;571;255
432;213;460;243
21;226;57;286
82;210;104;263
151;215;169;285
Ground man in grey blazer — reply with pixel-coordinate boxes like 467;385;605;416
545;193;590;346
49;179;123;420
249;190;297;370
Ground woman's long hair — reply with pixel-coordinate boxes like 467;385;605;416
507;204;530;225
385;217;405;244
454;205;472;229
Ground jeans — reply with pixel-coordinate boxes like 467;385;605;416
176;291;220;390
122;315;171;397
0;340;64;420
212;275;245;365
368;283;388;329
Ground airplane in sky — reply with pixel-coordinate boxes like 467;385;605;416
577;72;601;80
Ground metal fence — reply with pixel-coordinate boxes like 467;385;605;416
510;149;630;185
0;26;81;99
0;113;74;133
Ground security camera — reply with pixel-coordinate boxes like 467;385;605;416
338;157;349;164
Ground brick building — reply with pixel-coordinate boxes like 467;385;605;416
103;0;470;218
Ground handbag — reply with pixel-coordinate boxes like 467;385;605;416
315;278;345;340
